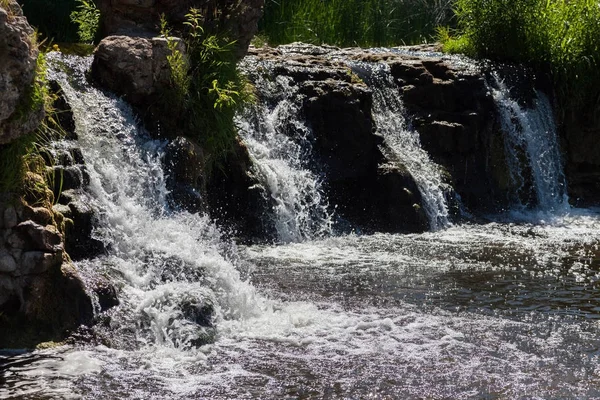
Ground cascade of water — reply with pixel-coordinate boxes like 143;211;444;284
236;62;334;243
490;74;569;212
353;62;452;231
46;53;264;349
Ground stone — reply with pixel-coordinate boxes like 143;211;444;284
64;198;105;260
15;221;63;252
4;206;17;228
91;35;185;139
6;231;26;249
164;136;206;213
0;252;17;273
19;250;62;275
20;205;54;226
0;0;45;144
0;275;15;306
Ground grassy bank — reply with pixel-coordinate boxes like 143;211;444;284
259;0;454;47
441;0;600;119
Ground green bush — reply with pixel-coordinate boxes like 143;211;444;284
260;0;455;47
161;9;254;166
442;0;600;119
70;0;100;43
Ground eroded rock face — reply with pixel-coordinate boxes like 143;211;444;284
0;0;44;144
0;200;94;346
97;0;264;58
239;44;513;232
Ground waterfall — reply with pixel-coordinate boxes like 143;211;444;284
490;74;569;212
236;62;334;243
46;53;263;349
353;62;452;231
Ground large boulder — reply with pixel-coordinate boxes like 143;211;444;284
0;0;43;144
97;0;264;58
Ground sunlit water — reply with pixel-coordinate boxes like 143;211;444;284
4;213;600;399
3;53;600;399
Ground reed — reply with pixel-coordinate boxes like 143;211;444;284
260;0;454;47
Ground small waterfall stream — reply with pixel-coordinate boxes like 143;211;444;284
491;73;569;213
236;62;334;243
46;53;263;349
353;62;452;230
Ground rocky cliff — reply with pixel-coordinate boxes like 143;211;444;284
0;0;43;145
0;1;101;347
239;44;512;233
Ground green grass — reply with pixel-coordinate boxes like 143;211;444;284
441;0;600;120
259;0;455;47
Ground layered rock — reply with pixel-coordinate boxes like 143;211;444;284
0;199;94;347
0;0;44;144
97;0;264;58
240;44;512;233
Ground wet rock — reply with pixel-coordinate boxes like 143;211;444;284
48;80;77;140
49;165;89;194
19;251;62;275
0;252;17;273
15;221;63;253
0;0;44;144
206;138;269;241
164;136;206;213
93;279;120;312
247;44;511;218
64;197;105;260
4;206;17;229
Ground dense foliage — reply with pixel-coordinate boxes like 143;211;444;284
161;10;254;165
259;0;454;47
442;0;600;118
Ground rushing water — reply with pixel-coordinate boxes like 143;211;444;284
3;52;600;399
236;62;334;243
491;73;569;213
353;62;452;230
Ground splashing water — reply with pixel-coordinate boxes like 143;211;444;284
5;51;600;400
236;61;334;243
45;52;264;350
491;73;569;213
353;62;452;230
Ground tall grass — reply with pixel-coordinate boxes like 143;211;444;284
260;0;454;47
442;0;600;119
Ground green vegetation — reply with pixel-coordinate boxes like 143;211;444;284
259;0;454;47
0;46;62;206
161;9;254;165
70;0;100;43
441;0;600;118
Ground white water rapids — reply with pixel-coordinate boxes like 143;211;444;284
2;53;600;399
